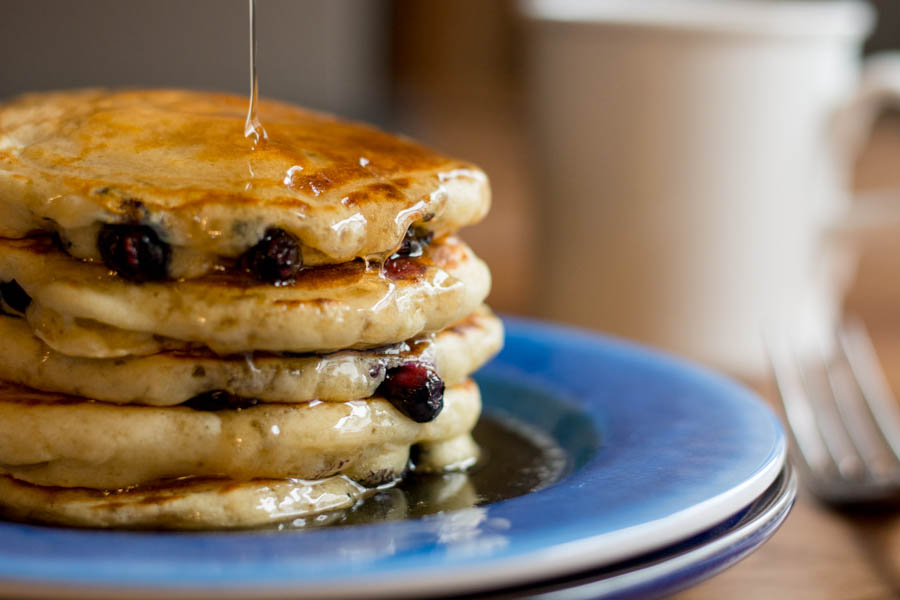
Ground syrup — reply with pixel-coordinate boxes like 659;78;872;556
244;0;268;149
275;413;570;530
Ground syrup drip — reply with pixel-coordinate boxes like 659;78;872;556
244;0;268;149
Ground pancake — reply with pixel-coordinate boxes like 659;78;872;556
0;306;502;405
0;469;480;530
0;235;491;356
0;379;481;489
0;474;372;530
0;89;490;278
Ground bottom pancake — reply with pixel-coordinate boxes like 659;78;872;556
0;474;374;530
0;467;484;530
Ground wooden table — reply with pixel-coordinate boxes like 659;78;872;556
398;96;900;598
683;490;900;598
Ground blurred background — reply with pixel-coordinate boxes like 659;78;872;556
2;0;900;378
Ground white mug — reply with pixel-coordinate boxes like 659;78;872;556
520;0;900;377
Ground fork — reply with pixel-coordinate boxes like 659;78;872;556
768;316;900;505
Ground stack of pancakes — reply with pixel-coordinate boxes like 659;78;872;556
0;89;501;529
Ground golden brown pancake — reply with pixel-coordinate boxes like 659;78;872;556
0;235;491;356
0;89;490;278
0;469;480;530
0;306;502;405
0;474;373;530
0;379;481;489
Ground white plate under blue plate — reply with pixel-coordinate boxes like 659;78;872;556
0;318;786;599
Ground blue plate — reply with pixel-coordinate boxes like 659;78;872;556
0;318;786;599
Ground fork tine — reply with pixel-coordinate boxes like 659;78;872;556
837;317;900;465
766;328;836;478
768;318;900;505
821;339;896;479
800;343;865;480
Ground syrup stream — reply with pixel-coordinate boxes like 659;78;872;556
244;0;267;148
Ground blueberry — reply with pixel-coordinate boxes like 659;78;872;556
184;390;259;411
239;228;302;284
376;362;444;423
0;280;31;314
383;256;426;280
393;227;433;259
97;224;170;282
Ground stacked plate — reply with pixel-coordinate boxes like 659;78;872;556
0;318;791;599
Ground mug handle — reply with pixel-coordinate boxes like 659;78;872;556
833;52;900;236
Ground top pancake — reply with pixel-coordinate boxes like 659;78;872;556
0;89;490;276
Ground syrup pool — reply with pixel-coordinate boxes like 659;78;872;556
276;412;571;530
